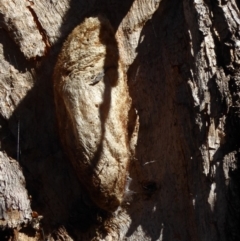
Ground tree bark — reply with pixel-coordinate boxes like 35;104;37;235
0;0;240;240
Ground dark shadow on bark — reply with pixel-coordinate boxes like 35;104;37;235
224;73;240;241
236;0;240;10
125;0;201;240
207;1;240;239
87;17;119;170
0;0;134;239
124;0;234;240
2;0;238;240
0;29;34;72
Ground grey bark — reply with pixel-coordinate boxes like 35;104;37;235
0;0;240;240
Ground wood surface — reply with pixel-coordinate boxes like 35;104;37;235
0;0;240;240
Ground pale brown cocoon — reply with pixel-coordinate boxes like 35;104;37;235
53;16;131;211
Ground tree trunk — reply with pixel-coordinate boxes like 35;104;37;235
0;0;240;240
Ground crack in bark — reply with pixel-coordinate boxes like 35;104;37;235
27;6;50;55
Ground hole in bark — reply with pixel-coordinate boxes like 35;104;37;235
141;181;158;193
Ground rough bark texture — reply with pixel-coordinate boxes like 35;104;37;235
0;0;240;240
0;151;32;228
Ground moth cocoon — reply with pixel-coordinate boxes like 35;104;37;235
53;16;131;211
